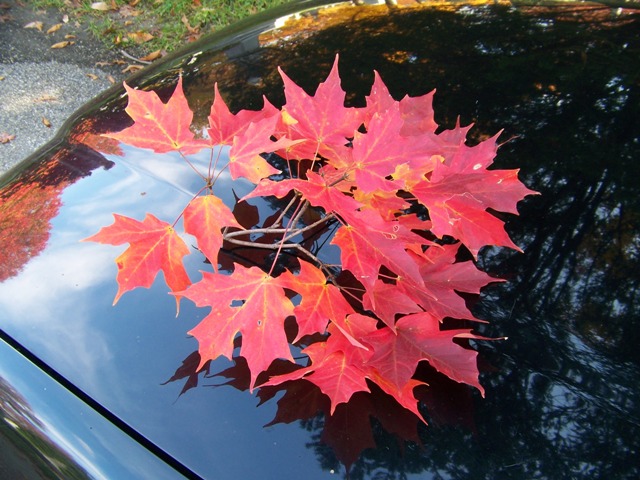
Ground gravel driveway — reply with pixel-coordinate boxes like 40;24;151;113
0;0;130;173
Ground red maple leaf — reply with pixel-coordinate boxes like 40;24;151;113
264;324;375;414
392;243;501;323
276;54;362;163
205;84;301;183
347;102;410;192
179;265;295;389
363;70;438;137
277;260;356;342
226;114;298;183
361;280;422;330
266;313;430;418
83;213;191;308
364;312;488;395
242;169;361;220
105;77;205;154
331;208;427;289
182;195;242;272
207;83;279;145
400;131;538;256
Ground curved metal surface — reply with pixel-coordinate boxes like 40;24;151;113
0;1;639;479
0;336;188;479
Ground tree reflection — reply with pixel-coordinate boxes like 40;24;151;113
0;120;115;282
0;375;91;479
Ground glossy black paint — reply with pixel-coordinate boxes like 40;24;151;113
1;1;639;479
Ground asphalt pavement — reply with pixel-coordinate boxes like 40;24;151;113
0;0;131;173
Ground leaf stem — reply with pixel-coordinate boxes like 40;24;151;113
178;150;208;182
222;211;334;242
281;212;335;243
208;144;224;183
267;197;306;276
172;185;209;228
267;193;300;229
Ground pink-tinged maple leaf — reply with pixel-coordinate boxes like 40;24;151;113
226;113;298;183
403;133;538;256
105;77;205;154
83;213;191;308
361;280;422;330
416;190;522;257
327;313;378;364
352;188;410;221
363;71;396;126
398;89;438;137
242;169;362;220
278;261;356;343
395;244;499;322
183;195;242;272
364;312;487;395
207;83;279;145
264;314;379;412
302;350;372;414
267;312;431;420
332;208;427;289
277;55;362;162
264;341;371;415
186;302;238;369
364;71;437;137
413;243;500;299
366;371;427;422
348;103;409;193
179;265;295;389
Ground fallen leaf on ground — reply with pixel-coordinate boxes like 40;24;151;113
62;14;69;23
91;2;111;11
24;21;43;31
140;50;162;62
119;5;140;17
47;23;62;34
65;34;76;39
35;94;57;102
122;64;144;73
127;31;154;44
42;117;51;128
51;41;74;49
0;132;15;144
107;75;116;84
95;59;126;67
181;15;199;34
86;73;99;80
184;32;202;43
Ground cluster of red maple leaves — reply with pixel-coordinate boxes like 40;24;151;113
85;55;536;421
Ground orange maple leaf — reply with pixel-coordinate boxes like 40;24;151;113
181;265;295;389
105;77;205;154
83;213;191;309
183;195;242;272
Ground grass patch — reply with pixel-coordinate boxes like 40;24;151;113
31;0;290;53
